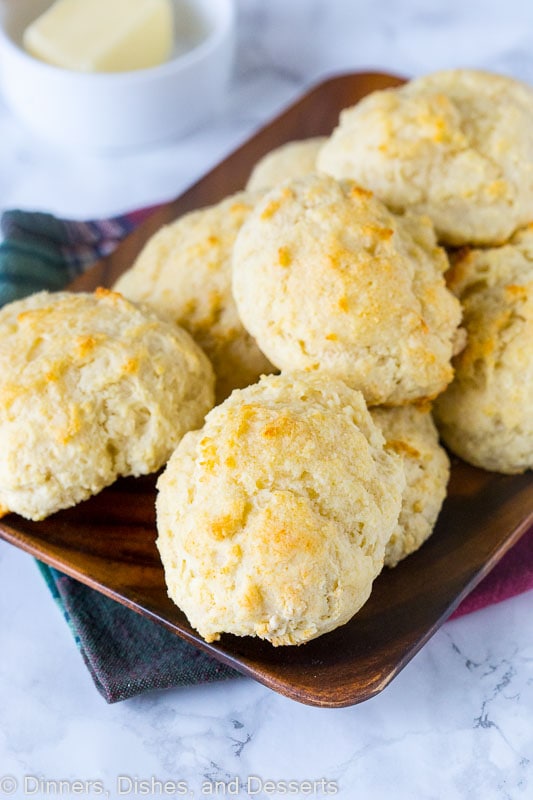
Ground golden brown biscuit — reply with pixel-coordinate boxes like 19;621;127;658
246;137;327;191
156;373;405;645
371;405;450;567
434;228;533;473
114;192;274;401
232;173;462;406
0;289;214;520
318;70;533;245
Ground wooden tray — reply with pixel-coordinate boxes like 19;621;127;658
1;72;532;708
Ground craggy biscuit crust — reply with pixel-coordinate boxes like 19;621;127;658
156;373;405;645
371;405;450;567
114;192;273;401
246;137;327;191
434;228;533;473
0;289;214;520
318;70;533;246
232;173;462;406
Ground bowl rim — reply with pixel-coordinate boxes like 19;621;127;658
0;0;235;84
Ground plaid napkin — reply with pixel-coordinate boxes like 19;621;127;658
0;207;154;307
1;208;531;703
37;563;238;702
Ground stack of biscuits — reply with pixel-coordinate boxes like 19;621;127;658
0;69;531;647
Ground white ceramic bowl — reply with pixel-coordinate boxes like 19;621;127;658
0;0;235;151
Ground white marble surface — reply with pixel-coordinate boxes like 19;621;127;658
0;1;532;798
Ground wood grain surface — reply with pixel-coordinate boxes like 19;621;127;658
1;72;531;707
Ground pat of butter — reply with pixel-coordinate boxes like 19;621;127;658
23;0;174;73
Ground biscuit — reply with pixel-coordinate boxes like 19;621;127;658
317;69;533;246
114;192;274;402
434;227;533;473
0;289;215;520
371;405;450;567
232;173;462;406
246;137;327;191
156;373;405;645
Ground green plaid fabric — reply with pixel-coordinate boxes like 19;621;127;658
0;210;138;307
38;563;239;702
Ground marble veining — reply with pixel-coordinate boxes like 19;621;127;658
0;538;532;797
1;1;533;798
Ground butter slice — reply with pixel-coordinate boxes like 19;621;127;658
23;0;174;73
